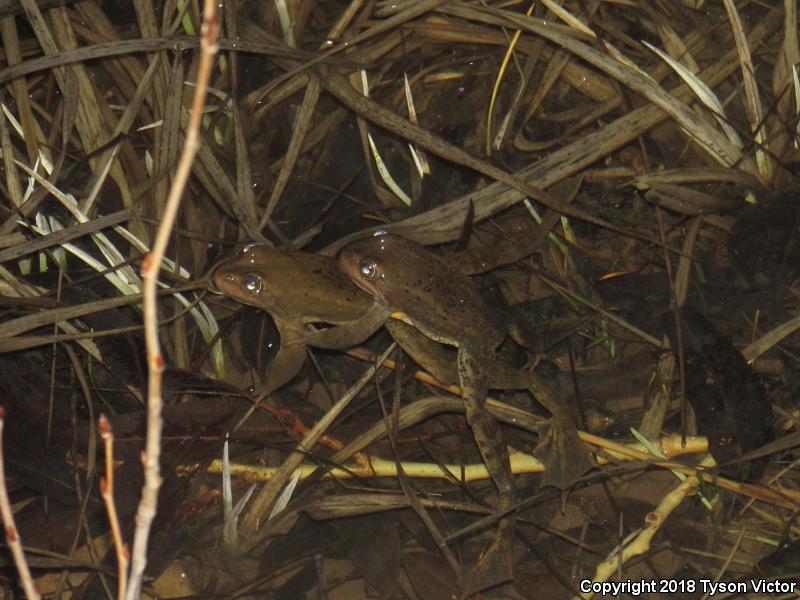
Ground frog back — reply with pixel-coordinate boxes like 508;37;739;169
212;244;372;325
339;235;504;350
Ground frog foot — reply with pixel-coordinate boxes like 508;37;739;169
460;520;514;598
534;417;594;488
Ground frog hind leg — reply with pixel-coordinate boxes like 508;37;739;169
457;347;515;594
527;374;594;488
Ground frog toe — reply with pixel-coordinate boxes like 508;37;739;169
534;420;594;488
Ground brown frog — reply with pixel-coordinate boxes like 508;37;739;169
337;233;592;477
210;243;387;395
212;239;592;593
212;243;592;487
338;233;517;593
338;234;513;489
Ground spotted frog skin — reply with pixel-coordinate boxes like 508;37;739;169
336;233;591;482
338;233;517;591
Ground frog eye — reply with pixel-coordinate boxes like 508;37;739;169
360;260;379;280
242;274;263;295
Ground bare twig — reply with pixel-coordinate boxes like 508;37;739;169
573;455;717;600
99;415;128;600
0;408;41;600
124;1;219;598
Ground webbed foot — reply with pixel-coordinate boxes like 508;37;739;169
534;415;594;488
527;375;594;488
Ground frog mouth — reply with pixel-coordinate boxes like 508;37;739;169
346;272;378;297
206;262;230;294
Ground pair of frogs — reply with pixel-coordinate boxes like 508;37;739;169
211;233;592;590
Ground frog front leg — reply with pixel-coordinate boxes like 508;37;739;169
253;325;309;395
260;342;307;395
385;320;459;383
304;303;391;349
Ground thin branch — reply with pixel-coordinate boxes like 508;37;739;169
0;408;41;600
124;1;219;598
99;415;128;600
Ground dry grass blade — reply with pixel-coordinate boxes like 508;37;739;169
514;47;571;152
633;166;769;194
261;75;322;226
0;263;103;360
0;98;25;210
647;5;700;73
643;40;743;150
0;294;146;340
0;208;136;263
14;161;142;295
769;0;799;187
642;183;742;215
322;70;664;248
536;273;661;347
381;367;461;577
673;217;702;306
258;492;485;540
84;56;163;214
402;73;430;174
743;314;800;364
325;8;781;250
367;131;413;205
0;330;134;353
486;1;533;155
193;111;267;241
472;5;747;169
332;396;547;465
0;36;350;84
236;343;397;552
0;16;41;166
6;150;220;369
722;0;769;178
539;0;595;36
350;69;413;206
42;4;136;208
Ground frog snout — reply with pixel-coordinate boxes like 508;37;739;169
206;270;234;294
206;274;223;294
